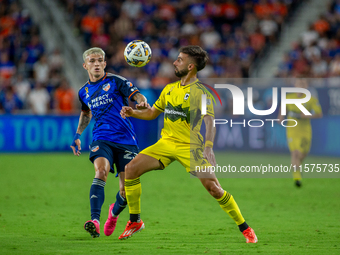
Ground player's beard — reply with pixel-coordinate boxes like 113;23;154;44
175;67;189;77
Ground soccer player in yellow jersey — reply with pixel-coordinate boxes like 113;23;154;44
118;45;257;243
278;78;323;187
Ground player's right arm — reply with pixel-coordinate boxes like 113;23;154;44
70;110;92;156
76;110;92;134
120;105;161;120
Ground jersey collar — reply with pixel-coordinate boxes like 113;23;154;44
180;78;199;88
88;72;107;85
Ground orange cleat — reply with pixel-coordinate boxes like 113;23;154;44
242;227;258;243
118;220;145;240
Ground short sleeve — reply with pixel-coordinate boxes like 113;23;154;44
117;79;139;101
79;92;89;111
153;86;167;112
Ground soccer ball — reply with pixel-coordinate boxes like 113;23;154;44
124;40;152;67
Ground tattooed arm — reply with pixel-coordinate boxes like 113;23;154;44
70;110;92;156
76;110;92;134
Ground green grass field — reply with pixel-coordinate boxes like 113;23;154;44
0;152;339;255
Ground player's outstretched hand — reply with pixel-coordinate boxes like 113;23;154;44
203;147;216;167
136;102;151;110
70;134;81;156
120;106;134;119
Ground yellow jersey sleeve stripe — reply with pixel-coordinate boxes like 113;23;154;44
154;103;164;112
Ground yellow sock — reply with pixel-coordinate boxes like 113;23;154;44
217;191;245;225
125;178;142;214
293;170;302;181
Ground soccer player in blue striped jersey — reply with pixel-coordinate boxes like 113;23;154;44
70;47;149;238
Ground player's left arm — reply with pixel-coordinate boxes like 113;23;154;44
300;98;323;119
203;115;217;167
131;92;150;109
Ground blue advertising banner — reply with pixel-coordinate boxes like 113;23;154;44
0;115;158;153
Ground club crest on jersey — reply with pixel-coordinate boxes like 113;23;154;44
91;145;99;152
184;93;190;101
103;83;110;91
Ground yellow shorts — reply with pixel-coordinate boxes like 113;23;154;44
140;138;211;172
286;128;311;154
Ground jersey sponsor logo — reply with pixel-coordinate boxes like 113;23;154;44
90;94;113;109
91;145;100;152
127;82;133;87
102;83;111;91
164;102;190;123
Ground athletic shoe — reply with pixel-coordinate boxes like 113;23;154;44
242;227;258;243
84;220;100;238
118;220;145;240
104;203;118;236
295;180;302;187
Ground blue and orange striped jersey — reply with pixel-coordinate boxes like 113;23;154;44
78;72;139;146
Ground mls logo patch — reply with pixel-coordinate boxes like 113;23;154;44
103;83;110;91
91;145;99;152
184;93;190;101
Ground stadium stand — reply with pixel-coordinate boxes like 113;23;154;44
0;0;311;114
276;0;340;78
0;0;75;114
60;0;302;84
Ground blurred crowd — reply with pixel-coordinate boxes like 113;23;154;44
277;0;340;78
5;0;338;116
62;0;300;86
0;0;76;114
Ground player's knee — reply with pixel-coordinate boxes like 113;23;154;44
95;166;108;181
292;150;300;160
206;184;223;199
125;162;137;175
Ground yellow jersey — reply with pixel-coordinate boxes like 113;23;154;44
153;79;214;145
286;93;322;131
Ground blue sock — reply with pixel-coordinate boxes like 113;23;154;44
90;178;106;222
111;191;127;217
